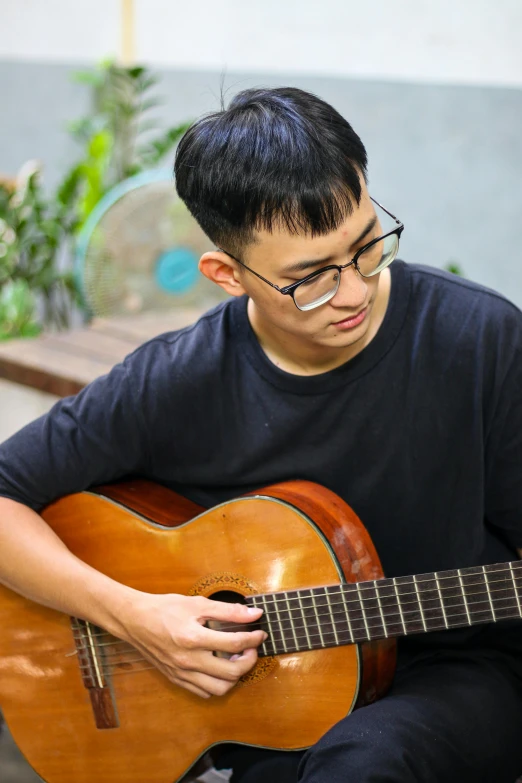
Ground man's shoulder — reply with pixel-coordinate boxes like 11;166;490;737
404;262;522;334
406;262;520;317
123;298;239;378
399;262;522;380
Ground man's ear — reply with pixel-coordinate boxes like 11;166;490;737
198;251;246;297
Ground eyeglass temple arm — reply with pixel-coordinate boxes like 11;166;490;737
370;197;403;226
216;248;284;291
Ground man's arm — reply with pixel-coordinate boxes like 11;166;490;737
0;497;266;699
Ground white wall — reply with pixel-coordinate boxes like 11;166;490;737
1;0;522;88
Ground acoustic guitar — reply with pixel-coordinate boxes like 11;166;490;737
1;479;521;783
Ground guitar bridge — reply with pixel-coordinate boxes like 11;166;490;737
71;618;120;729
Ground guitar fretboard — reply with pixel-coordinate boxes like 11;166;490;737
249;561;522;657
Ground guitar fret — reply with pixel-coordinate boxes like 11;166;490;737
284;591;300;651
459;566;493;624
393;577;407;635
412;575;427;632
482;565;496;621
485;562;519;621
510;563;522;618
414;573;447;631
297;591;313;648
340;586;355;643
252;594;273;656
435;572;449;629
299;589;322;651
325;587;340;645
273;594;288;653
374;581;388;638
311;591;326;647
317;587;338;646
343;583;370;642
257;595;282;655
371;578;403;637
358;581;386;639
252;561;522;659
436;571;465;627
457;569;472;625
356;583;371;640
395;576;425;634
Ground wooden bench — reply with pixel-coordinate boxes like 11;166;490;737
0;309;203;397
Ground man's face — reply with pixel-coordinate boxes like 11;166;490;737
238;181;387;356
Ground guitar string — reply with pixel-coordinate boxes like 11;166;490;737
76;561;522;641
75;596;522;680
73;574;522;653
207;572;522;629
72;593;522;673
74;568;522;642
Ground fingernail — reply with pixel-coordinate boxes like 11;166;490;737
230;654;241;662
247;607;260;615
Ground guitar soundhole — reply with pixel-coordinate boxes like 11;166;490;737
207;590;277;686
209;589;247;605
207;590;250;645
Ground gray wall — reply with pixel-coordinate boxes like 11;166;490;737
2;60;522;307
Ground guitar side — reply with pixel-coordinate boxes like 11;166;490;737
0;480;395;783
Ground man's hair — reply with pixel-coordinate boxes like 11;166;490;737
174;87;368;256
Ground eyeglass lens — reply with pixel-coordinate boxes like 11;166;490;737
293;232;399;311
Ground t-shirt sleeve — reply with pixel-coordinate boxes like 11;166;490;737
484;336;522;549
0;357;150;511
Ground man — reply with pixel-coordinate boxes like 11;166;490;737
1;87;522;782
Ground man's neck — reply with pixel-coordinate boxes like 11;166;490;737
247;268;392;377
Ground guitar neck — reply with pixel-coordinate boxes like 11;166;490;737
251;561;522;657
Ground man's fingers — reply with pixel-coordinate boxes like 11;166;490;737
199;625;268;653
199;597;263;624
180;646;258;682
180;655;257;697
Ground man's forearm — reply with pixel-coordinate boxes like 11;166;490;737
0;497;137;638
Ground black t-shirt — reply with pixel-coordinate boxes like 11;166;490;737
1;261;522;652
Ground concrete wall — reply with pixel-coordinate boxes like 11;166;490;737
3;0;522;88
1;0;521;306
2;60;522;306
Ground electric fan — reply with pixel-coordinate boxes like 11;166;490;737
75;169;227;317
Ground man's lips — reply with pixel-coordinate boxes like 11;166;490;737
333;307;368;329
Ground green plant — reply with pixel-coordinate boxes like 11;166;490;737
0;61;191;339
444;261;464;276
68;61;191;226
0;167;82;339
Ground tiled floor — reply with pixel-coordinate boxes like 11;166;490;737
0;720;41;783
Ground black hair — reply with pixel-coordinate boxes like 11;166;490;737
174;87;368;256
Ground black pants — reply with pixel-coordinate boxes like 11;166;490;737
216;637;522;783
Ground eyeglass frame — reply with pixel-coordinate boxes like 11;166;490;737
218;197;404;310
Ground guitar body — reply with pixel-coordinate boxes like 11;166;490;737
0;480;396;783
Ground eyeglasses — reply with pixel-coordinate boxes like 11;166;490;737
220;198;404;311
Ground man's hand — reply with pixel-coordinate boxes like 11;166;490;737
117;592;267;699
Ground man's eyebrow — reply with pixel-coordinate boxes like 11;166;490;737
280;215;378;274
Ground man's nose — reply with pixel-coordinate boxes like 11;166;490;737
330;265;368;309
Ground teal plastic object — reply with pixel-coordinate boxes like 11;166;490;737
154;247;199;294
74;168;199;311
